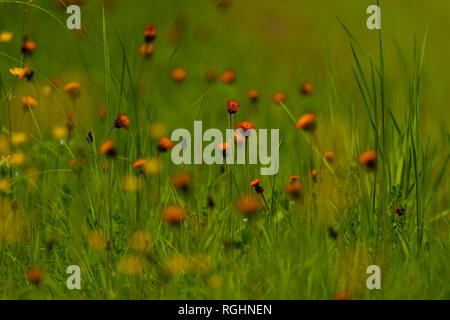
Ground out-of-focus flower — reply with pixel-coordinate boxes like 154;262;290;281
130;230;153;252
144;24;157;43
170;171;193;191
271;91;286;105
11;132;27;145
114;113;130;130
161;205;187;224
64;82;81;100
295;113;316;131
220;69;236;84
52;126;68;140
171;67;187;82
99;140;116;156
208;275;224;288
141;157;162;175
358;149;377;169
21;96;38;110
237;121;255;132
234;194;262;215
300;81;314;95
138;43;155;57
117;255;143;275
21;36;36;55
0;178;11;192
27;268;44;285
10;152;25;166
148;122;167;138
204;68;217;82
87;230;108;251
247;89;260;103
121;176;141;192
332;291;351;300
99;106;107;119
158;136;174;152
324;151;335;163
165;254;191;275
0;31;13;42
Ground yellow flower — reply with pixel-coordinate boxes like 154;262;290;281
11;132;27;145
87;230;108;251
141;158;161;175
9;67;24;76
148;122;167;139
117;256;143;275
0;178;11;192
0;31;13;42
52;126;68;140
129;231;153;252
190;253;212;275
165;254;191;275
0;198;24;243
10;152;25;166
208;275;224;288
121;176;141;192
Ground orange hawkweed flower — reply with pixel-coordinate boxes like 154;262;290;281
158;136;174;152
333;292;351;300
226;99;240;114
217;142;231;157
301;81;314;95
324;151;335;163
170;171;193;190
358;149;377;168
289;175;301;181
295;113;316;131
64;82;81;100
99;106;107;119
114;113;130;130
132;158;147;168
18;66;34;81
220;69;236;84
249;178;264;194
247;89;260;103
204;68;217;82
271;91;287;105
99;139;116;156
161;205;187;224
237;121;255;132
144;24;157;43
27;268;44;285
21;36;36;54
21;96;38;111
285;179;303;198
138;43;155;57
171;67;187;82
234;194;262;215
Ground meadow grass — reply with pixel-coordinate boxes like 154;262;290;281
0;0;448;299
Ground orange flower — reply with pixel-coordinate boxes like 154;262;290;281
249;178;264;193
300;81;314;95
247;89;260;102
170;171;193;190
144;24;157;43
171;67;187;82
324;151;335;163
271;91;286;105
161;205;187;224
295;113;316;131
114;113;130;130
237;121;255;132
226;99;240;114
18;66;34;81
27;268;44;285
158;136;174;152
204;68;217;82
358;149;377;168
217;142;231;157
21;96;38;110
64;82;81;100
289;175;300;181
99;106;107;119
99;140;116;156
285;180;303;197
234;194;262;215
332;292;351;300
21;36;36;54
138;43;155;57
132;158;147;168
220;69;236;84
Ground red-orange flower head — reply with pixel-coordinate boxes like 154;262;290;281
226;99;240;114
144;24;157;43
237;121;255;132
216;142;231;157
114;113;130;130
21;36;36;55
158;136;174;152
295;113;316;131
271;91;287;105
249;178;264;193
358;149;377;169
247;89;260;103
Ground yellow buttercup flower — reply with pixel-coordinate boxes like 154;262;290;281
117;256;143;275
0;31;13;42
121;176;141;192
52;126;68;140
129;231;153;252
0;178;11;192
87;230;108;251
11;132;27;145
10;152;25;166
9;67;24;76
